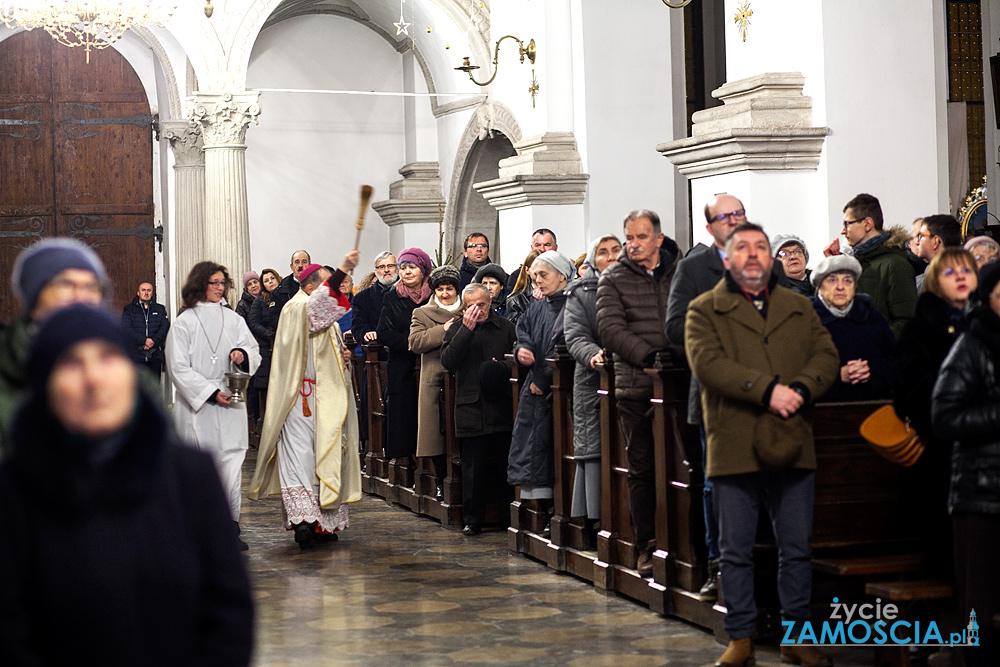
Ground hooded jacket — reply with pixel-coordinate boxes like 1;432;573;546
853;226;917;338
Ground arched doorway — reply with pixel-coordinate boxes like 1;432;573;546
451;133;516;266
0;30;156;321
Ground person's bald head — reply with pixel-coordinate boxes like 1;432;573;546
704;194;747;249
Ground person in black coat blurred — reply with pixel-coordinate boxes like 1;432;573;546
810;255;895;402
0;305;253;667
931;261;1000;667
376;248;432;462
894;248;978;578
120;281;170;378
441;283;516;535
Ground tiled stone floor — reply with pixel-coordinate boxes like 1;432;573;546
240;452;872;666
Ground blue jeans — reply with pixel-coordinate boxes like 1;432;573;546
712;469;815;639
700;426;720;560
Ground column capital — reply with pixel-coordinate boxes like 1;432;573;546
190;91;261;147
161;120;204;166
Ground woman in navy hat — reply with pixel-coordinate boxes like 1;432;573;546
0;305;253;666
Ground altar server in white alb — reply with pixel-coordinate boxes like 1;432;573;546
249;252;363;549
166;261;260;547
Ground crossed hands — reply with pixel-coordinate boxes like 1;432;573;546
840;359;871;385
768;384;803;418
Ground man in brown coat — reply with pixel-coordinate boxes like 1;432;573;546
686;223;838;667
596;209;680;576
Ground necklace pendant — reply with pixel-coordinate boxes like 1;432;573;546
211;354;218;365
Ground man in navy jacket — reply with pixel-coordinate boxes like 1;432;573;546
121;281;170;378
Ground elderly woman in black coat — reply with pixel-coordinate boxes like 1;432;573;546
377;247;433;464
931;261;1000;667
0;305;253;666
894;247;978;577
810;255;895;401
508;250;576;524
563;235;620;523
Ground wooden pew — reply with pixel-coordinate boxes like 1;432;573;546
361;342;390;499
344;332;365;472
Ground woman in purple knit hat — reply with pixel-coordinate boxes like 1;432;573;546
376;248;432;466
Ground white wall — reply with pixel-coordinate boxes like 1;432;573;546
246;15;406;276
985;2;1000;208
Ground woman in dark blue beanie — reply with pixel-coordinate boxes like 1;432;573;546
0;305;253;666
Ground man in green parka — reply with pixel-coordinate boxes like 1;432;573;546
0;238;109;456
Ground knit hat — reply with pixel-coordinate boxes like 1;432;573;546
473;263;508;286
298;263;322;283
771;234;810;263
811;254;863;287
397;247;433;278
429;265;461;290
11;237;109;312
28;304;131;387
964;235;1000;257
532;250;576;281
242;271;259;288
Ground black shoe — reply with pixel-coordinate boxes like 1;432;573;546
237;538;249;551
698;558;720;602
637;545;655;578
462;524;481;536
293;522;317;550
315;531;339;544
435;485;444;502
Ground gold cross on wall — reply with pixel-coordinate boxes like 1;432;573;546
734;1;752;42
529;70;540;108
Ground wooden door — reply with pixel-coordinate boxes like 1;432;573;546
0;30;155;322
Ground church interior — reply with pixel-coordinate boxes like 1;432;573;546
1;0;999;665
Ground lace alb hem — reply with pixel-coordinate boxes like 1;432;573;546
281;485;350;532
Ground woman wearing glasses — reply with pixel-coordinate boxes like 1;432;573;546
893;248;978;580
771;235;814;297
166;262;261;547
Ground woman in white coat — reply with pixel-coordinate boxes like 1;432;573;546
167;261;260;545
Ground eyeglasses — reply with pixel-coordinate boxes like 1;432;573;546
466;243;489;250
48;277;103;295
942;266;974;277
207;280;227;286
712;209;746;223
777;248;805;259
375;263;397;271
842;218;866;230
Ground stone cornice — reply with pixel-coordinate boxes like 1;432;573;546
659;72;829;178
473;174;590;210
657;128;830;178
371;200;445;227
190;91;261;148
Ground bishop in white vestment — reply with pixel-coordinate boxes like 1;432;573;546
166;267;261;523
249;257;362;549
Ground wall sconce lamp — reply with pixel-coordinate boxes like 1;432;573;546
455;35;536;87
661;0;694;7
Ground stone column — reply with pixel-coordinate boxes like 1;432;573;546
162;119;205;296
190;91;261;294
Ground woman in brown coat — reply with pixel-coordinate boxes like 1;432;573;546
409;265;463;497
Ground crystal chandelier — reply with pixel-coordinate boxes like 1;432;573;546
1;0;175;63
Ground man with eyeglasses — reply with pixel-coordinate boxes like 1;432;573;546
352;251;399;346
664;192;745;599
771;235;814;297
0;238;110;455
460;233;492;289
823;193;917;337
913;214;962;295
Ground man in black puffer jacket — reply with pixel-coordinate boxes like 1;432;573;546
596;209;679;577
